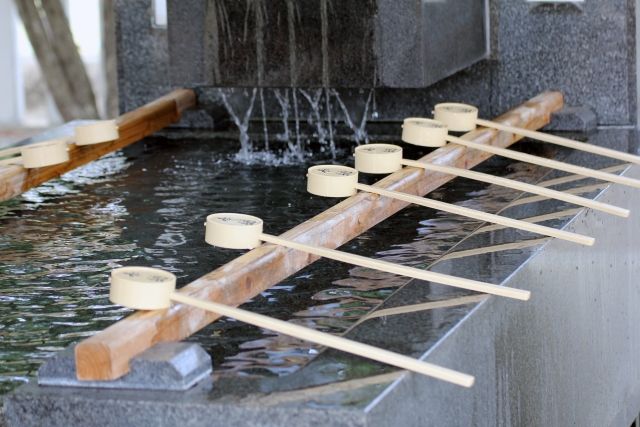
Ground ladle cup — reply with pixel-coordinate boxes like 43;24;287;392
353;144;629;218
433;102;640;165
204;213;530;300
74;120;119;146
402;117;640;189
0;137;71;169
109;266;475;387
307;165;594;246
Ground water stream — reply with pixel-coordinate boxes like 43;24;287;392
220;87;376;163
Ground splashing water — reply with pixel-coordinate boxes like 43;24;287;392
219;88;257;161
273;89;291;145
333;89;373;145
300;89;325;143
274;88;308;162
219;87;377;163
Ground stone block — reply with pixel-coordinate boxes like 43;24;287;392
542;106;598;132
37;342;212;391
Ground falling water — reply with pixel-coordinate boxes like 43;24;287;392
300;89;325;144
333;89;373;145
325;88;336;157
259;88;269;151
291;90;303;161
219;88;257;161
273;89;291;144
219;86;378;162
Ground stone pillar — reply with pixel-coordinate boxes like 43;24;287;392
0;0;24;127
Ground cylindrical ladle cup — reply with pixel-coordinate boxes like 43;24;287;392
109;266;475;387
0;137;71;169
432;102;640;165
74;120;119;146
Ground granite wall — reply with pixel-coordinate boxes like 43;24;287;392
114;0;637;131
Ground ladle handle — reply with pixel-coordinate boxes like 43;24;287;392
353;183;594;246
259;233;530;300
0;147;23;158
399;159;629;218
0;156;22;166
476;118;640;165
169;292;475;387
447;135;640;189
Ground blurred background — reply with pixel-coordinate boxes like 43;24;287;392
0;0;168;148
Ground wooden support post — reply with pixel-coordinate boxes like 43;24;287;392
0;89;196;203
75;91;564;382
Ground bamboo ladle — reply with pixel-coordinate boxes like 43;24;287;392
0;138;71;168
353;144;629;218
307;165;594;246
433;103;640;165
204;213;529;300
0;120;119;168
109;265;475;387
402;117;640;189
73;120;119;146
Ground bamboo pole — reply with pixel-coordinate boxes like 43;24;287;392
0;89;195;203
447;135;640;188
260;233;530;300
354;184;594;245
399;159;629;217
475;118;640;165
74;91;564;382
170;293;475;387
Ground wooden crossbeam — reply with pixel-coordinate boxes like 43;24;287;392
0;89;196;203
75;91;564;381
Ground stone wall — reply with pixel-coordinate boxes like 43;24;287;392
114;0;637;132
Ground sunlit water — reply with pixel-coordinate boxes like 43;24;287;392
0;135;553;395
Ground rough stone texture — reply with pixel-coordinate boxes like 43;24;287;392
115;0;636;129
495;0;637;125
114;0;172;114
542;106;598;132
5;129;640;426
37;343;212;391
167;0;487;88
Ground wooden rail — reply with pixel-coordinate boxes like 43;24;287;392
75;91;564;381
0;89;196;203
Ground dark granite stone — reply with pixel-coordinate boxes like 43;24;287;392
37;343;212;391
167;0;487;89
115;0;637;133
115;0;173;114
495;0;636;125
542;106;598;132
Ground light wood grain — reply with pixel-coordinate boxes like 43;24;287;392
75;91;564;381
0;89;195;203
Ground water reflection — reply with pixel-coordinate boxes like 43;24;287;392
0;131;624;401
0;153;135;395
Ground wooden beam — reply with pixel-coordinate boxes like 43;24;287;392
75;91;564;381
0;89;196;203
